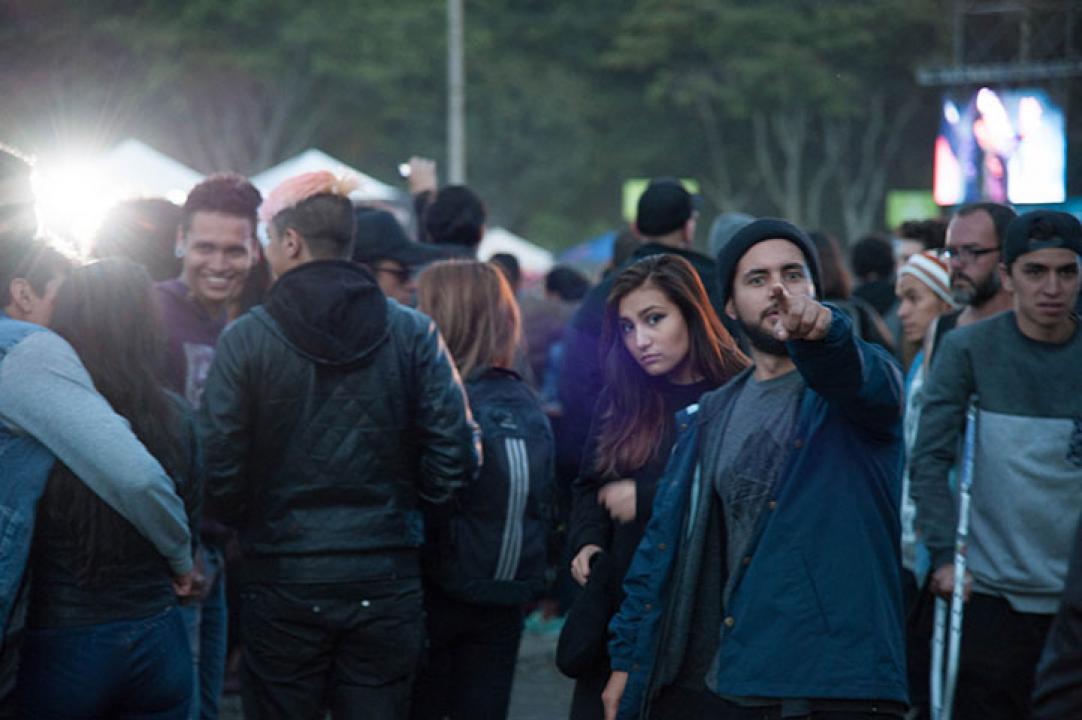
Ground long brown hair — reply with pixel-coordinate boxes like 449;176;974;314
595;254;748;477
416;259;521;379
45;258;184;583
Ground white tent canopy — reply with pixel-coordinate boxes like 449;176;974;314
251;149;402;204
99;139;205;203
478;226;553;276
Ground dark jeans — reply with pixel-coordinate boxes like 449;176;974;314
180;546;228;720
16;605;192;720
411;589;524;720
701;694;903;719
952;592;1054;720
239;577;424;720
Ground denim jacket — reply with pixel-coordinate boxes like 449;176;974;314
0;313;55;638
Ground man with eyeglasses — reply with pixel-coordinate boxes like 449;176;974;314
928;203;1018;357
351;207;446;307
157;172;263;720
911;210;1082;719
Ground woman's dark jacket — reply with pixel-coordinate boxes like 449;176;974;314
28;394;200;628
199;261;480;584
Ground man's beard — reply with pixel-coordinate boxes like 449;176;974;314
738;317;789;357
951;269;1000;308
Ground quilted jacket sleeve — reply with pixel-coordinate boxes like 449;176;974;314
410;316;480;507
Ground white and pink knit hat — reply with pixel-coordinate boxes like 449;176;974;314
898;250;957;307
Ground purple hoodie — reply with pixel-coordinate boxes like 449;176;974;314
156;278;226;409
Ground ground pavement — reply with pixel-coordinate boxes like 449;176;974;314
220;628;575;718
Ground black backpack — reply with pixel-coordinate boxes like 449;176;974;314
430;367;556;607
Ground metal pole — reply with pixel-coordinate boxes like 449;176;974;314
447;0;466;184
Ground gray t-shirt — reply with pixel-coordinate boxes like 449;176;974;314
713;368;804;603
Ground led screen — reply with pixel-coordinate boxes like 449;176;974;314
934;87;1066;206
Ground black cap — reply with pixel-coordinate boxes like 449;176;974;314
1004;210;1082;266
716;218;823;304
636;178;701;237
352;208;447;267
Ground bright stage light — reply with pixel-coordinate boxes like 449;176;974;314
31;155;120;258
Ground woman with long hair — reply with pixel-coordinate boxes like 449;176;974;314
412;260;555;720
567;254;748;719
16;259;199;719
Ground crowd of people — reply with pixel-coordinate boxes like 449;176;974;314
1;141;1082;720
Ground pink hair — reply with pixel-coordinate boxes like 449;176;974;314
259;171;359;224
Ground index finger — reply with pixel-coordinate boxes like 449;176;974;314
769;283;790;309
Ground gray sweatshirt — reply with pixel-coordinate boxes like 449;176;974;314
911;312;1082;614
0;330;193;575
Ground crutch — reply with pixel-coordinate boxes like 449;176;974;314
930;397;978;720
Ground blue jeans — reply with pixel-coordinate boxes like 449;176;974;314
16;605;192;719
181;546;228;720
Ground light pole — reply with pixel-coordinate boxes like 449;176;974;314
447;0;466;184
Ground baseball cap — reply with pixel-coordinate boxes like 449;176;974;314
636;178;701;237
352;208;447;267
1004;210;1082;266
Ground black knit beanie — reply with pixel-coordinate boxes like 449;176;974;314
716;218;823;304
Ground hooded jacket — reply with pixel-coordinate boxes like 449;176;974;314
199;260;480;583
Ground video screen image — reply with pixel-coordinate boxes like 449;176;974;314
934;87;1066;206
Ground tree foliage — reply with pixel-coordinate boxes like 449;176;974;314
0;0;947;249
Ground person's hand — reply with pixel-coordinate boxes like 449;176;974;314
769;284;831;342
602;671;629;720
598;480;637;524
172;571;194;599
571;544;604;587
930;563;973;602
407;156;438;195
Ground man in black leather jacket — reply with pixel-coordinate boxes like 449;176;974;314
199;171;480;719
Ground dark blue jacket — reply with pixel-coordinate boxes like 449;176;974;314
610;308;907;717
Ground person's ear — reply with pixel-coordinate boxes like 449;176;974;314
725;297;737;321
9;278;33;313
999;262;1013;294
175;226;186;259
284;228;304;260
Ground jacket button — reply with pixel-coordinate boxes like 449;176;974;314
742;556;751;566
794;438;803;449
644;603;653;611
724;616;735;628
768;501;777;510
632;663;640;671
658;543;667;551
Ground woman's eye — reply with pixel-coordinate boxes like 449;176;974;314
619;321;634;334
647;313;665;325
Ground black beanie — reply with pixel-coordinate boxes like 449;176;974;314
716;218;822;304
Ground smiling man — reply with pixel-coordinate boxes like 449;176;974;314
911;210;1082;720
157;173;262;408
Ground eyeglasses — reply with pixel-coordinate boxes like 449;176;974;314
943;245;1000;263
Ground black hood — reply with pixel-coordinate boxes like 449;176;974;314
262;260;389;367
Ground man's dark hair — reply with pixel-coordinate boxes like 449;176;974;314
850;234;895;280
1;239;74;307
271;193;356;260
489;252;521;291
956;202;1017;248
0;143;38;244
92;197;183;281
423;185;486;248
181;172;262;236
897;218;947;251
545;265;591;302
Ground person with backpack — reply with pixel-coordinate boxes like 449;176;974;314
567;254;748;720
412;259;556;720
